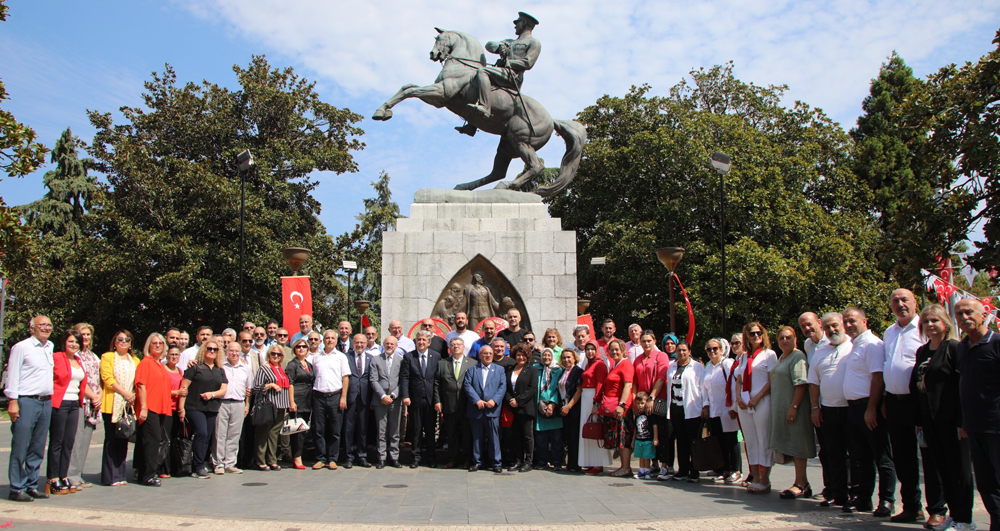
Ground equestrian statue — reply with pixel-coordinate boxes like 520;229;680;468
372;12;587;197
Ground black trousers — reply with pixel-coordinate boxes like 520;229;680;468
563;404;581;468
135;412;169;482
656;414;674;469
970;432;1000;530
671;405;698;478
160;412;180;475
710;416;741;475
101;413;129;485
442;410;470;464
47;402;80;479
410;402;437;464
846;398;896;506
510;412;534;464
289;411;312;459
822;405;851;503
921;421;974;523
312;392;344;464
886;393;937;512
237;410;256;468
344;399;368;462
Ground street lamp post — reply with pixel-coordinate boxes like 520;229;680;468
342;260;357;324
236;150;254;323
655;247;685;336
710;151;731;335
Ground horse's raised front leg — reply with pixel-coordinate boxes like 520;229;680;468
454;138;516;191
373;83;446;121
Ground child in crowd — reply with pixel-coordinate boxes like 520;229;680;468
633;392;659;479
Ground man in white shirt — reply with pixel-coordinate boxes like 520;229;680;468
236;330;260;468
842;307;895;517
310;330;351;470
178;326;212;369
216;341;252;474
882;289;931;524
363;327;381;358
290;314;313;344
799;311;830;500
624;323;643;363
5;316;55;502
306;332;322;356
249;327;269;368
388;320;416;355
808;312;854;508
445;312;479;357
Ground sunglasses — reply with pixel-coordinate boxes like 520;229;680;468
117;337;131;343
706;346;720;352
748;331;762;337
240;339;253;343
253;333;265;337
205;347;219;352
524;337;535;341
308;338;320;342
277;333;288;338
294;345;307;350
269;353;283;358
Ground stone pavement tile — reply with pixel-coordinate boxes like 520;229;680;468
430;502;469;520
317;507;365;521
392;504;434;523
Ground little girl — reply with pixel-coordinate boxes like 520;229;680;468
633;392;659;479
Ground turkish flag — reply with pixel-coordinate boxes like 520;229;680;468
936;255;953;284
982;297;995;315
281;276;313;335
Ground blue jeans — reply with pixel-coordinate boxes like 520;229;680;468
9;397;52;492
534;428;564;467
186;410;217;473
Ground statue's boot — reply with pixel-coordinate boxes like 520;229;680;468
455;123;477;137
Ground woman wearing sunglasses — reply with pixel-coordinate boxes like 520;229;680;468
99;330;140;486
178;340;228;479
735;322;778;494
253;345;293;470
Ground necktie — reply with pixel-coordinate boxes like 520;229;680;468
421;354;426;373
358;354;364;375
386;354;392;373
454;360;460;380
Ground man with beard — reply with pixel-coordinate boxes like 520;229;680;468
445;312;479;357
808;313;855;509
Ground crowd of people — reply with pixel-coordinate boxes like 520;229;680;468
4;292;1000;531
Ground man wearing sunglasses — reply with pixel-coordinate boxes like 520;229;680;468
250;327;269;368
306;332;322;356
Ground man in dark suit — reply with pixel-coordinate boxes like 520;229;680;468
401;331;441;468
434;337;478;468
370;335;404;468
465;345;506;472
343;334;372;468
420;318;448;355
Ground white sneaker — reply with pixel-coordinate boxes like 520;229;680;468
214;467;225;475
933;516;955;531
657;471;672;481
948;522;977;531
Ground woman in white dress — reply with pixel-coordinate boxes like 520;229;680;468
578;340;613;473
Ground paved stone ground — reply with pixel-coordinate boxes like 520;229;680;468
0;421;988;530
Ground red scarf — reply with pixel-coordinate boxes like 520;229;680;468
725;357;741;408
742;348;762;393
270;363;290;389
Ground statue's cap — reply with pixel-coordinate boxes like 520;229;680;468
517;12;539;26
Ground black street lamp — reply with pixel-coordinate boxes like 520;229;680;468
237;150;254;323
342;260;357;324
711;151;732;335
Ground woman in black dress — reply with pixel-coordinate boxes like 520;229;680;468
285;339;314;469
504;343;538;472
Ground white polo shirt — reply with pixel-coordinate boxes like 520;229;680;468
843;330;885;401
804;333;829;368
807;339;854;407
311;349;351;394
883;316;922;395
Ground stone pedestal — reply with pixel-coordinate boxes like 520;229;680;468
381;189;577;341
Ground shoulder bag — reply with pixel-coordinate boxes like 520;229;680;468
581;414;604;440
115;405;137;440
251;389;278;427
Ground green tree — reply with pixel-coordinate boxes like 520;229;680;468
19;56;366;341
850;53;968;286
335;171;400;331
550;64;895;340
21;128;96;242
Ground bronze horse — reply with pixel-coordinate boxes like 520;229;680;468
372;29;586;197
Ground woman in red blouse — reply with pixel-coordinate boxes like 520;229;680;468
49;330;99;495
580;340;613;474
594;339;635;477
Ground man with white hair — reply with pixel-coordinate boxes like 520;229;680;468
883;289;933;524
624;323;643;363
808;312;854;509
956;298;1000;531
388;320;415;355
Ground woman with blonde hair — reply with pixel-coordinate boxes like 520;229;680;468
100;330;140;486
542;328;564;363
735;322;777;494
133;333;173;486
66;323;102;489
254;344;293;470
910;304;973;531
178;340;228;479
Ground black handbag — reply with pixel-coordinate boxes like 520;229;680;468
115;405;137;440
691;418;725;471
651;398;669;417
251;391;277;426
171;418;194;476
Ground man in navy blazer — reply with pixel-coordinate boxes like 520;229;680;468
401;331;441;468
343;334;372;467
464;345;507;472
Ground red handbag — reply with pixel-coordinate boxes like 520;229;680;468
581;414;604;440
500;404;514;428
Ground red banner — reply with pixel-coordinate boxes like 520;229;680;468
936;255;953;284
281;276;313;335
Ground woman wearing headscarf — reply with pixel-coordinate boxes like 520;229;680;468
595;339;635;477
701;337;742;483
557;349;584;472
100;330;140;486
661;334;679;362
579;340;612;474
534;348;564;469
66;323;101;490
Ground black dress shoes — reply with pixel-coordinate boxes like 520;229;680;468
492;466;503;473
25;488;49;499
410;461;420;469
873;500;894;517
357;459;371;468
468;464;480;472
890;509;925;523
343;461;353;469
518;463;532;472
376;461;385;469
388;459;402;468
8;491;33;502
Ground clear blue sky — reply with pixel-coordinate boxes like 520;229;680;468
2;0;998;241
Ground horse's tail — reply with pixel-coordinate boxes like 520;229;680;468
534;119;587;197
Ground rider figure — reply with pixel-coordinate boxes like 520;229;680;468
457;12;540;137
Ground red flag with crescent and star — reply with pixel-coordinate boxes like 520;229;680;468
281;276;313;335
